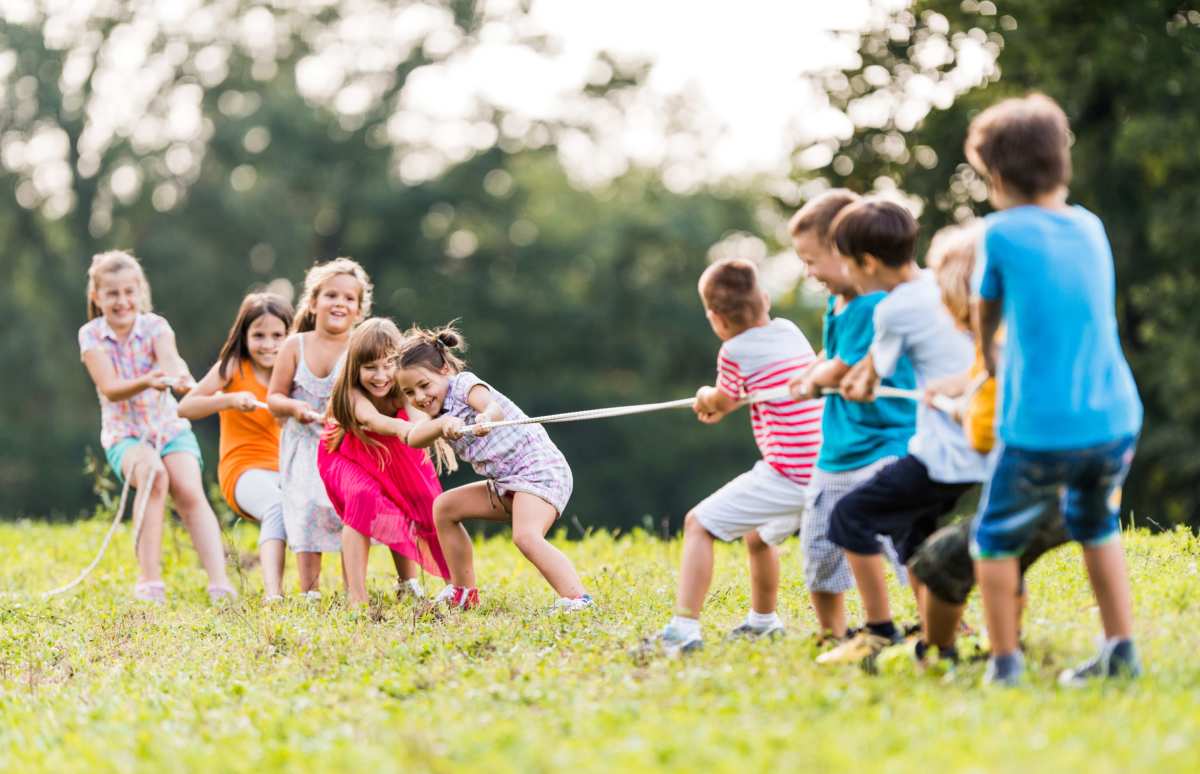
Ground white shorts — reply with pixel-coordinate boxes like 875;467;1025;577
693;460;808;546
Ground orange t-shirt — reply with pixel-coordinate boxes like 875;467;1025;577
217;360;281;518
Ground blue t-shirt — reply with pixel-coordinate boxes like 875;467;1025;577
818;293;917;472
976;205;1142;450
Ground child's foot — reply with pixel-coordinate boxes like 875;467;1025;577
302;590;322;602
1058;639;1141;687
207;585;238;604
396;578;425;600
650;621;703;657
552;593;594;612
983;650;1025;687
434;584;480;610
726;614;785;641
816;628;901;666
264;593;284;603
133;580;166;604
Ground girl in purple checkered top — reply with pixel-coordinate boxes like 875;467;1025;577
396;325;591;612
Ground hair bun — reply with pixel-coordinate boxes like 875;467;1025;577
435;330;460;349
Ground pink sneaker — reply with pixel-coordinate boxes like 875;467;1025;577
134;581;166;604
434;585;480;610
207;585;239;603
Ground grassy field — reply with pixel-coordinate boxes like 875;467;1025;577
1;514;1198;773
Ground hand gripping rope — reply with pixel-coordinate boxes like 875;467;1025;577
459;384;963;436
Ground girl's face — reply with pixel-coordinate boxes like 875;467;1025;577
92;268;143;329
313;274;362;334
246;314;288;370
793;231;854;296
359;356;397;399
396;366;451;416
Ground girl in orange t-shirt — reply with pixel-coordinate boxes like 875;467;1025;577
179;293;294;600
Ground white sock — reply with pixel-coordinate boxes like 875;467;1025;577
404;578;424;597
747;610;780;629
670;615;701;638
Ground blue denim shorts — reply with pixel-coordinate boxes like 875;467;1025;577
971;435;1137;559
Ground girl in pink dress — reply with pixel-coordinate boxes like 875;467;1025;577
318;318;453;605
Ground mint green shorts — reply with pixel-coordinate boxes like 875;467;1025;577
105;430;204;485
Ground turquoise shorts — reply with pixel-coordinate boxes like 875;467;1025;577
105;430;204;485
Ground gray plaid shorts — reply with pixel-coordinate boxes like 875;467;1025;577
802;457;907;593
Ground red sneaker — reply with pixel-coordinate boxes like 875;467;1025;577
434;585;480;610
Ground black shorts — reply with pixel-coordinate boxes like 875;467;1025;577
910;508;1071;605
828;455;975;564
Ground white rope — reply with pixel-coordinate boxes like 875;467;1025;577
461;381;962;436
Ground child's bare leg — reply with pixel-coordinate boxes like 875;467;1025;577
745;529;779;614
845;550;891;624
923;593;965;650
1082;538;1134;639
677;511;716;618
341;525;371;605
260;539;285;598
433;482;508;588
511;493;584;598
810;592;846;637
977;557;1021;655
391;552;418;581
124;447;168;584
296;552;322;592
163;454;232;588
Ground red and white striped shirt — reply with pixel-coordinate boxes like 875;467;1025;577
716;318;822;486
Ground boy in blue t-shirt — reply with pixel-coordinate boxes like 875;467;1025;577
786;189;916;642
966;93;1144;687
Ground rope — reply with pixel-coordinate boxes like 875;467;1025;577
461;382;962;436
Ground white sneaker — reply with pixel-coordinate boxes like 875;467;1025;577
653;622;703;657
302;590;322;602
396;578;425;599
552;593;594;612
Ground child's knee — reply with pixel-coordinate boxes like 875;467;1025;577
432;497;457;526
683;510;711;539
511;527;546;557
745;529;770;553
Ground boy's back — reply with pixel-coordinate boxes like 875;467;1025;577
979;205;1142;448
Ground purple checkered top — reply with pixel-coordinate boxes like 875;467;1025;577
441;372;573;515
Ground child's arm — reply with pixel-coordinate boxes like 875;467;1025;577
693;385;739;425
266;336;319;423
975;297;1003;377
405;415;462;448
177;362;257;420
789;356;852;400
82;350;171;402
151;325;197;393
352;391;416;438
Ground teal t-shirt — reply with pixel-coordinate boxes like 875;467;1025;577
818;293;917;472
976;205;1142;449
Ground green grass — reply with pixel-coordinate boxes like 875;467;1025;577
1;514;1198;773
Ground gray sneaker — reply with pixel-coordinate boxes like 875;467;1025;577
653;623;703;657
983;651;1025;687
1058;639;1141;687
726;620;785;641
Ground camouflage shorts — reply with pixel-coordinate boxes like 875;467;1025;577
909;509;1070;605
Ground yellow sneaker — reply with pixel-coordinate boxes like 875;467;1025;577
815;630;899;666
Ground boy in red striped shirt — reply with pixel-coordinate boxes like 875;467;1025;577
651;258;822;655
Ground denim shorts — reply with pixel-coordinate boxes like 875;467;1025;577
105;430;204;485
971;435;1137;559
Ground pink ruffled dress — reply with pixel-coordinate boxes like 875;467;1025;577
317;408;449;579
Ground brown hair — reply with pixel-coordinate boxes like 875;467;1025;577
326;318;456;473
926;222;983;329
788;188;860;245
397;322;467;375
217;293;295;381
293;257;373;333
965;93;1072;199
832;198;919;268
86;250;152;320
698;258;766;328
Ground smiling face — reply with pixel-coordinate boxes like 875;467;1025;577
396;365;451;416
313;273;362;335
793;230;854;296
91;268;144;331
245;313;288;371
359;355;397;399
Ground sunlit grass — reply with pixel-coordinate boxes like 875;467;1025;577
1;516;1198;772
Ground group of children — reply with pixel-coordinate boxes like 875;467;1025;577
79;92;1142;686
81;255;592;612
654;92;1142;687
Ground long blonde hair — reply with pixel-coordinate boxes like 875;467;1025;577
326;318;457;474
86;250;152;320
293;257;373;333
926;222;984;330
